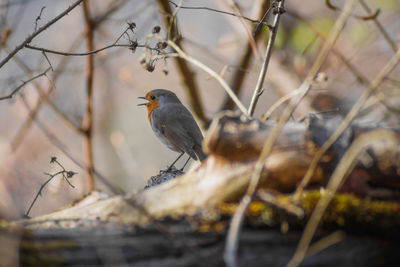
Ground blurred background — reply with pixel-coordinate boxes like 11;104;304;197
0;0;398;218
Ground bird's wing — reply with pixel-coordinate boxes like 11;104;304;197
152;104;202;160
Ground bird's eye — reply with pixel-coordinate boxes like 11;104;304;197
151;95;156;100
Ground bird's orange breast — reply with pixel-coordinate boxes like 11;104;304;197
146;100;160;124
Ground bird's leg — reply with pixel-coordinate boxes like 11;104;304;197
180;156;191;171
166;152;184;171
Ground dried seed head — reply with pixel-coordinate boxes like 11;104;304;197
129;40;138;53
128;22;136;30
67;171;77;178
156;41;168;50
152;26;161;34
146;63;155;72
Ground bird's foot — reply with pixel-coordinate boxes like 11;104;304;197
160;165;178;174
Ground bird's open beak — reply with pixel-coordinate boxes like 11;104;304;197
137;96;147;106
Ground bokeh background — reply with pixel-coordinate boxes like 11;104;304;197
0;0;399;218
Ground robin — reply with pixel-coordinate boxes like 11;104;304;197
138;89;206;170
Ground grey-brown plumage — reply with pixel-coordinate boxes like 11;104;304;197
138;89;207;162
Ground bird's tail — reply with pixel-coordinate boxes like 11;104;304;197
193;144;207;161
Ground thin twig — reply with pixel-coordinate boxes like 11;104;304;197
25;43;160;56
287;9;369;84
165;40;248;115
42;51;53;71
82;0;95;191
9;37;85;151
25;157;76;217
221;0;271;111
34;6;46;31
261;89;300;121
248;0;285;117
287;9;398;117
253;4;273;36
306;231;345;258
0;67;50;101
11;1;130;151
226;0;260;61
359;0;397;53
223;1;356;266
293;46;400;201
0;0;83;69
257;190;304;218
288;129;398;267
157;0;209;127
92;0;129;27
11;0;130;151
24;21;139;56
168;0;271;27
19;95;124;195
325;0;379;20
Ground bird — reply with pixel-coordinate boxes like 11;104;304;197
138;89;207;170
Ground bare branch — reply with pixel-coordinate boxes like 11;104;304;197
42;51;53;71
288;130;399;267
9;37;87;152
19;95;124;195
224;1;356;266
220;0;271;111
0;0;83;69
24;43;160;56
0;67;50;101
359;0;397;53
293;45;400;201
164;39;248;115
157;0;209;127
34;6;46;31
168;0;271;27
226;0;260;61
25;157;76;218
92;0;129;27
11;1;130;151
248;1;285;117
82;0;95;191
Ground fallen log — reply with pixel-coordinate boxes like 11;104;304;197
7;112;400;266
